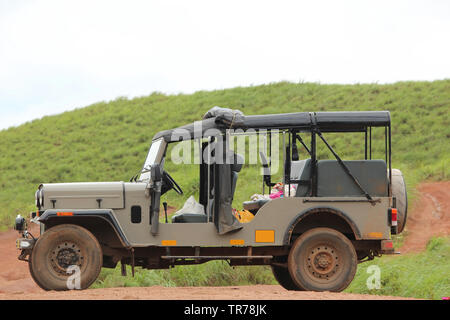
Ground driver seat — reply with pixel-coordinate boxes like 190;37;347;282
171;213;208;223
172;153;243;223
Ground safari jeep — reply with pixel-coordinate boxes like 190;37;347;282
15;108;407;292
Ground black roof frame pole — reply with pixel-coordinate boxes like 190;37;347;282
284;131;291;191
365;128;368;160
295;133;312;156
385;126;388;164
388;123;392;197
316;129;374;202
281;130;288;190
309;112;318;197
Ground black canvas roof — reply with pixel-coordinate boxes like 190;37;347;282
153;110;391;142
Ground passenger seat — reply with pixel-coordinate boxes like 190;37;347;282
242;158;312;212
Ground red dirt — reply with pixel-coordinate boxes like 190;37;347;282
0;224;41;295
0;181;448;300
399;181;450;253
0;285;415;300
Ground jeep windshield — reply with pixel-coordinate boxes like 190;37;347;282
139;138;165;181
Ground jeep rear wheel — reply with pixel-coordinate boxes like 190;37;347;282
30;224;102;291
288;228;357;292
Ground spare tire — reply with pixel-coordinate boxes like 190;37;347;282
391;169;408;233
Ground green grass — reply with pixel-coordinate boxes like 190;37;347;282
346;237;450;299
91;263;276;289
1;79;449;298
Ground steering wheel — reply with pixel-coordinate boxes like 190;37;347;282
162;171;184;195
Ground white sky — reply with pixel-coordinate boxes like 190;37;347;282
0;0;449;130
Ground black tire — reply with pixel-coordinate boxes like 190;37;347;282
28;252;47;289
29;224;102;291
288;228;357;292
271;265;303;291
391;169;408;233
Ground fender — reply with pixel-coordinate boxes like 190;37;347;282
283;206;362;245
38;209;131;248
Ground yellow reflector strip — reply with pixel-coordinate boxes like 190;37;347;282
161;240;177;246
230;239;245;246
368;232;383;238
255;230;275;243
57;212;73;216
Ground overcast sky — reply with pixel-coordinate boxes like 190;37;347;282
0;0;449;130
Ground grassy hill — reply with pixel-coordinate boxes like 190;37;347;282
0;80;449;299
1;79;449;228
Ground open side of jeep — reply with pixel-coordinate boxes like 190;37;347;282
15;110;407;292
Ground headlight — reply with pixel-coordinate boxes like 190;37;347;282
16;238;35;250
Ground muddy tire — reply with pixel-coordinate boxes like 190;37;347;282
288;228;357;292
391;169;408;233
28;253;46;289
29;224;102;291
271;265;303;291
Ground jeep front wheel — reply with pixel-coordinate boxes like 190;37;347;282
271;265;303;291
287;227;357;292
30;224;102;291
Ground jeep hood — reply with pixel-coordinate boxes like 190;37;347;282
41;182;125;210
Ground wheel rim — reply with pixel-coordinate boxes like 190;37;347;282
305;244;341;282
49;241;84;275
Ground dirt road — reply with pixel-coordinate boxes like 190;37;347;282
1;284;416;300
0;181;448;300
400;181;450;253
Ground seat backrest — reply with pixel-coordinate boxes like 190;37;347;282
290;160;307;180
317;160;388;197
293;158;312;197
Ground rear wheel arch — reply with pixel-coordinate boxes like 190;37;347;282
283;207;362;245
